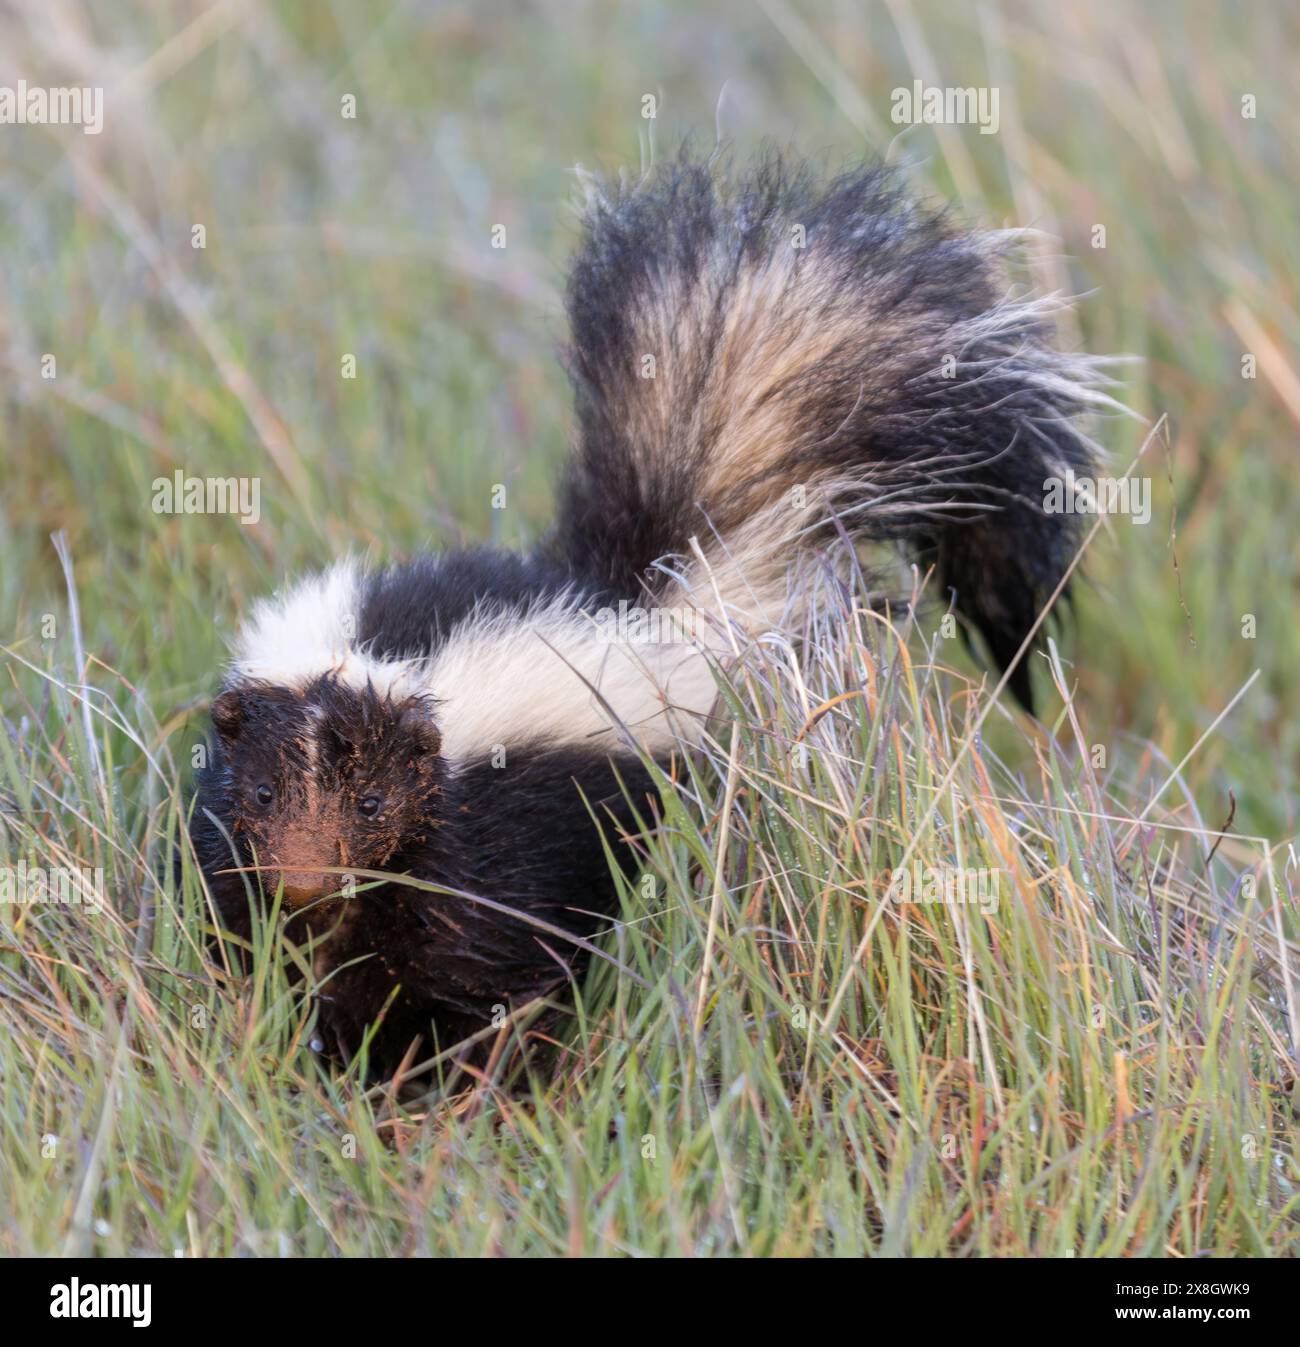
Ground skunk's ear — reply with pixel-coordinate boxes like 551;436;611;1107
402;709;441;759
211;689;245;742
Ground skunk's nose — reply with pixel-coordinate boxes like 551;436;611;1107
269;825;343;908
277;871;337;908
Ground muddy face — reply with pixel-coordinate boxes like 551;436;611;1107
210;677;443;908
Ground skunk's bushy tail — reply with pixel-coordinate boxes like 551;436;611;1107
551;150;1121;710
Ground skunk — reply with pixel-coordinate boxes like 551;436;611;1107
191;151;1113;1073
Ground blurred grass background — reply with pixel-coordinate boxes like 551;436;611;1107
0;0;1297;1255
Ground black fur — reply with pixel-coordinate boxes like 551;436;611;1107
358;548;609;660
194;714;654;1072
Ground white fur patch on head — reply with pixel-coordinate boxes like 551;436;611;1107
229;560;745;762
230;558;425;701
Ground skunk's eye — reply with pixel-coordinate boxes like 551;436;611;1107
359;795;381;818
255;784;274;807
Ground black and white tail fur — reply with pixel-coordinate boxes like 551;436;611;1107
192;151;1116;1073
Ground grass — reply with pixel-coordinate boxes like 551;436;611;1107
1;0;1297;1255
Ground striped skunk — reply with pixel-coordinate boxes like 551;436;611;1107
191;150;1113;1074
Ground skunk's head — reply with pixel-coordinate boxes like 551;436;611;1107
208;676;443;908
